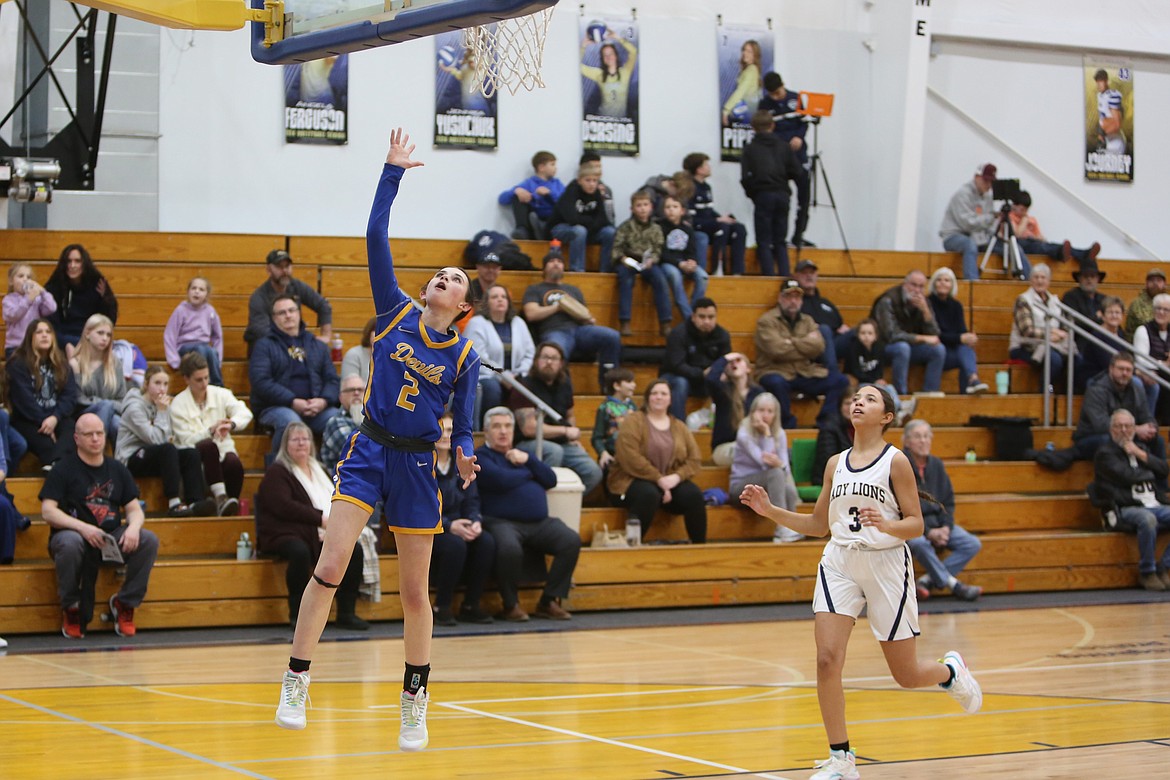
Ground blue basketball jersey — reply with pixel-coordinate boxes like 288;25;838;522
363;164;478;458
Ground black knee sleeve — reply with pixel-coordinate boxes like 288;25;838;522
313;574;339;589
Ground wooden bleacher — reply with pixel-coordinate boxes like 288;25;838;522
0;230;1162;635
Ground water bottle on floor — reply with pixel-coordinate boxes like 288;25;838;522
625;517;641;547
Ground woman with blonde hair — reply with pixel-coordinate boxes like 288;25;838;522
927;267;989;394
69;313;127;439
728;392;801;542
722;39;763;126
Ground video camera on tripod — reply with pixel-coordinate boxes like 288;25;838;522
981;177;1027;279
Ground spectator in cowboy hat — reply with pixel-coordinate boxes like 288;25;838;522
1061;259;1108;350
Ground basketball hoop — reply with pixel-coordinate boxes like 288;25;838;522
462;6;553;97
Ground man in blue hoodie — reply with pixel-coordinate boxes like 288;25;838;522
249;294;340;462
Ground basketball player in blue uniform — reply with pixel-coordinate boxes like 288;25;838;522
276;129;480;753
741;385;981;780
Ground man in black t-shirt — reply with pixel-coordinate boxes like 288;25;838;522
507;341;602;496
521;251;621;392
40;413;158;639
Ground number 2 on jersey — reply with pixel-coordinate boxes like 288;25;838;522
848;506;862;532
396;370;420;411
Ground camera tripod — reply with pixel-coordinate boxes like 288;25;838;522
980;202;1027;280
798;117;854;271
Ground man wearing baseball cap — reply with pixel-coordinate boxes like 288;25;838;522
244;249;333;349
753;278;849;428
1125;267;1168;339
469;252;502;304
939;163;1029;280
794;258;851;371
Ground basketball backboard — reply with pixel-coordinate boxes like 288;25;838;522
251;0;558;65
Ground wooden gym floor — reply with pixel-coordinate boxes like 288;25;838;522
1;601;1168;779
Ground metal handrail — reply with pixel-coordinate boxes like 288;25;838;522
1039;298;1170;426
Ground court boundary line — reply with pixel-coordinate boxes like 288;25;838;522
0;692;275;779
439;699;795;780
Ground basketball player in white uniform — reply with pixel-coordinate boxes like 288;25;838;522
741;384;982;780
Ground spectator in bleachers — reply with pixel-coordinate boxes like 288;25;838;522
1008;263;1082;392
927;267;990;395
872;270;946;395
754;279;849;429
0;413;28;564
1090;408;1170;592
430;412;495;626
509;341;603;496
729;392;800;543
341;316;376;385
1071;351;1164;462
939;163;1028;280
498;150;564;241
475;406;580;622
0;379;29;471
1131;292;1170;418
521;250;621;392
467;251;502;305
463;283;535;429
682;152;747;276
812;391;854;487
1009;191;1100;265
41;412;158;639
1125;267;1166;340
608;380;707;544
45;244;118;358
740;110;800;276
69;314;128;440
841;318;913;425
657;195;710;321
115;365;215;517
1061;260;1107;353
591;366;637;472
547;163;615;273
758;71;813;249
1082;295;1130;382
4;262;57;359
170;351;250;517
705;352;764;465
243;249;333;351
164;276;224;387
901;420;983;601
660;298;730;421
579;151;616;224
6;319;79;468
249;294;341;463
319;374;366;474
612;189;673;337
256;422;368;631
793;259;850;370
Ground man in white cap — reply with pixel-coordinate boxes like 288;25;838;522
939;163;1030;280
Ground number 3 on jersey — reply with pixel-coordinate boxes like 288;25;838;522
848;506;862;532
396;370;420;411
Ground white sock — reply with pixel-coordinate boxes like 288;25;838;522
945;575;959;589
168;498;182;509
210;482;226;498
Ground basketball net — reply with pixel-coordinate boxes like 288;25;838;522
462;7;553;97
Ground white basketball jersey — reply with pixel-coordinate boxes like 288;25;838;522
826;443;905;550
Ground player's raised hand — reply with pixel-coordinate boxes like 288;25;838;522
386;127;424;169
739;484;774;518
455;445;480;488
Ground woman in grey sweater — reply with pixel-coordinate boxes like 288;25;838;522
116;365;215;517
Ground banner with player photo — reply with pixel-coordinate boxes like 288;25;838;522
1083;58;1133;182
283;55;348;145
434;30;498;150
718;25;773;162
579;16;639;157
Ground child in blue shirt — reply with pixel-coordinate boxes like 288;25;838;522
497;151;565;240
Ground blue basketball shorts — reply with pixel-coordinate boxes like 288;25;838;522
332;431;442;534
